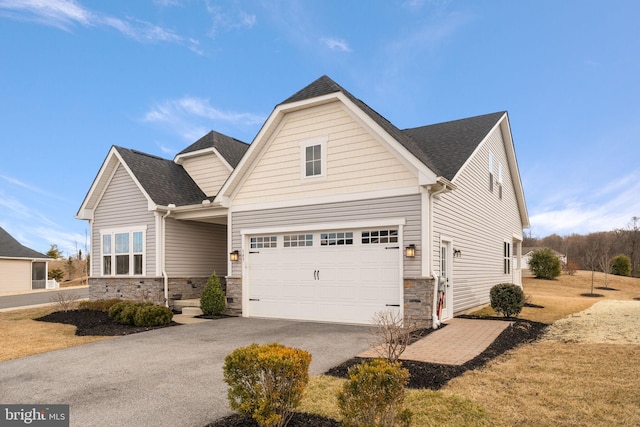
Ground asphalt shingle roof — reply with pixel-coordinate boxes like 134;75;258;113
177;130;249;168
280;75;505;180
115;146;208;206
0;227;49;259
402;112;505;181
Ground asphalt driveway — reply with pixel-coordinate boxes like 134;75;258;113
0;317;373;427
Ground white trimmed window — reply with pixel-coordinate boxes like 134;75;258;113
504;241;511;274
498;162;504;200
300;136;327;180
101;227;145;276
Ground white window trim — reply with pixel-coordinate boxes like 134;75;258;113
299;136;328;181
503;240;512;275
100;226;147;277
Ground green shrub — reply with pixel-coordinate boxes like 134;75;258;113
490;283;525;318
200;272;226;316
223;343;312;427
133;304;173;327
78;299;122;312
337;358;412;427
108;301;154;325
611;254;632;276
528;248;562;279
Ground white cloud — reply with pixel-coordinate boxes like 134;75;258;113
0;175;68;202
0;0;92;30
529;171;640;236
321;37;351;52
142;96;265;141
0;0;201;50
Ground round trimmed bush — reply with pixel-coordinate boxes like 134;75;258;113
109;301;154;325
337;358;412;427
133;304;173;327
490;283;525;318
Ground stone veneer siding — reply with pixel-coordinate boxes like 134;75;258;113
88;276;225;306
224;275;434;324
403;276;435;327
224;276;242;316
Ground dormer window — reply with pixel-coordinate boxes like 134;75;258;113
300;136;327;180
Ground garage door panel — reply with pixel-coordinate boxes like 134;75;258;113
246;228;402;325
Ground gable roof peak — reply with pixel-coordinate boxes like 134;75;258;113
176;130;249;168
279;75;344;105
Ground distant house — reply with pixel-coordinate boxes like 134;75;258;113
77;75;529;326
521;247;566;274
0;227;51;293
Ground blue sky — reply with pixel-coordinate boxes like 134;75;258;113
1;0;639;256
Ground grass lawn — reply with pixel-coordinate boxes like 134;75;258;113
300;271;640;426
0;306;110;363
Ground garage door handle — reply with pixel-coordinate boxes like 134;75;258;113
249;298;260;301
313;270;320;280
386;246;400;249
386;304;400;307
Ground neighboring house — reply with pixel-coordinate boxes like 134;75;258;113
0;227;51;293
77;75;529;326
521;247;567;274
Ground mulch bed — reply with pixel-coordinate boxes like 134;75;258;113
207;413;340;427
35;309;178;336
327;318;548;390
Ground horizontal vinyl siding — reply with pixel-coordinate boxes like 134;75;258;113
165;219;227;277
233;102;417;205
432;125;524;312
181;153;231;197
0;259;31;292
92;164;157;276
230;194;421;277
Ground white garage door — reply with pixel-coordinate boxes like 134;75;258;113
246;228;402;324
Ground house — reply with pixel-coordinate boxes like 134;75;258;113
521;247;566;274
77;75;529;326
0;227;51;293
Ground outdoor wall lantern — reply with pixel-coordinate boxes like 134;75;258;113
405;244;416;258
229;250;240;262
453;248;462;258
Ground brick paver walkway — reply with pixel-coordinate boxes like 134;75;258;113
359;318;511;365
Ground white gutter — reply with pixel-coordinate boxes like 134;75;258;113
426;177;455;329
161;204;175;307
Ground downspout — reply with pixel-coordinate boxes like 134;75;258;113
161;204;175;307
428;181;452;329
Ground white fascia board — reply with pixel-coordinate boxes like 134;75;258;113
241;217;406;236
500;117;530;228
174;147;234;172
217;91;438;203
76;146;120;219
214;95;339;201
335;92;438;183
230;186;420;213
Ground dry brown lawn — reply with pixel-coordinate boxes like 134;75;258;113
301;271;640;426
442;271;640;426
0;306;110;363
